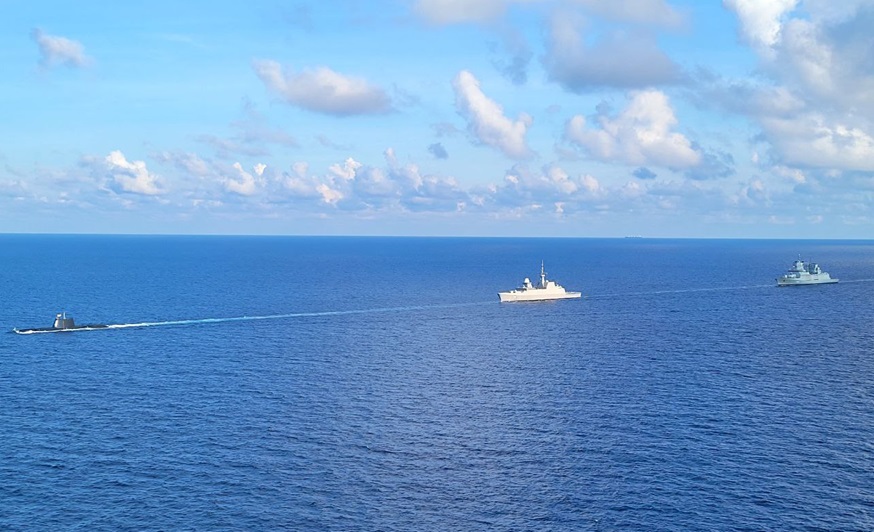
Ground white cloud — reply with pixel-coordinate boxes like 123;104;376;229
709;4;874;172
700;82;805;119
0;178;30;200
377;149;468;211
773;165;806;184
253;60;392;116
31;29;92;69
276;152;470;211
777;19;835;99
489;163;604;210
723;0;799;49
316;183;343;204
278;162;323;199
760;112;874;171
546;165;578;194
329;158;363;181
580;173;601;193
105;151;163;195
778;16;874;113
733;178;770;206
292;162;309;177
620;181;645;199
722;2;874;114
544;12;682;91
355;167;398;197
27;145;867;232
452;70;533;159
565;90;701;168
224;162;263;196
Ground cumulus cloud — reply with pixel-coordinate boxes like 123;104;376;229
277;162;325;200
32;146;853;229
0;177;30;200
713;3;874;171
354;167;398;198
760;112;874;171
452;70;533;159
733;178;770;206
31;29;92;69
277;151;469;212
691;79;805;119
544;13;682;91
715;4;874;116
253;60;392;116
778;13;874;113
772;164;807;184
565;90;701;168
488;163;604;211
297;157;360;205
316;183;343;204
104;151;163;195
224;162;264;196
388;162;468;212
724;0;799;49
684;145;736;181
329;157;363;181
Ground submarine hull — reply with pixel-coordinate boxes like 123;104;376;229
13;324;109;334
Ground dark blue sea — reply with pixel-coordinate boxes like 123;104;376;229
2;235;873;530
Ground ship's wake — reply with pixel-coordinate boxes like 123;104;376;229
12;302;491;334
587;283;776;299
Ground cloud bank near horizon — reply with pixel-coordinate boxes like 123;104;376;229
4;0;874;237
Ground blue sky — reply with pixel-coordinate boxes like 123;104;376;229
3;0;874;237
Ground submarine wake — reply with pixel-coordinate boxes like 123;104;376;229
13;301;492;334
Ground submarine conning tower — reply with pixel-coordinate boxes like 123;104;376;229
53;313;75;329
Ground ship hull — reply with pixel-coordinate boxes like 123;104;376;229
777;278;839;286
13;324;109;334
498;291;581;302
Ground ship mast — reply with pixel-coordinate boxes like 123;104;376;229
540;260;546;287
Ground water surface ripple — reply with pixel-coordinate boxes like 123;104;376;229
1;236;873;530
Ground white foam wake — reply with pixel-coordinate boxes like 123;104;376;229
13;302;491;334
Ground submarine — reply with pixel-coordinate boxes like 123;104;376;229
13;313;109;334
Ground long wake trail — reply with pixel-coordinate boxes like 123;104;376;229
13;301;493;334
587;277;874;299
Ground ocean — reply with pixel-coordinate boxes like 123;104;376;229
1;235;873;530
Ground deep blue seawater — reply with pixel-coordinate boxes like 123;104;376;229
1;235;873;530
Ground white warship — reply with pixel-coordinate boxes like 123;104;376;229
777;259;838;286
498;262;581;302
